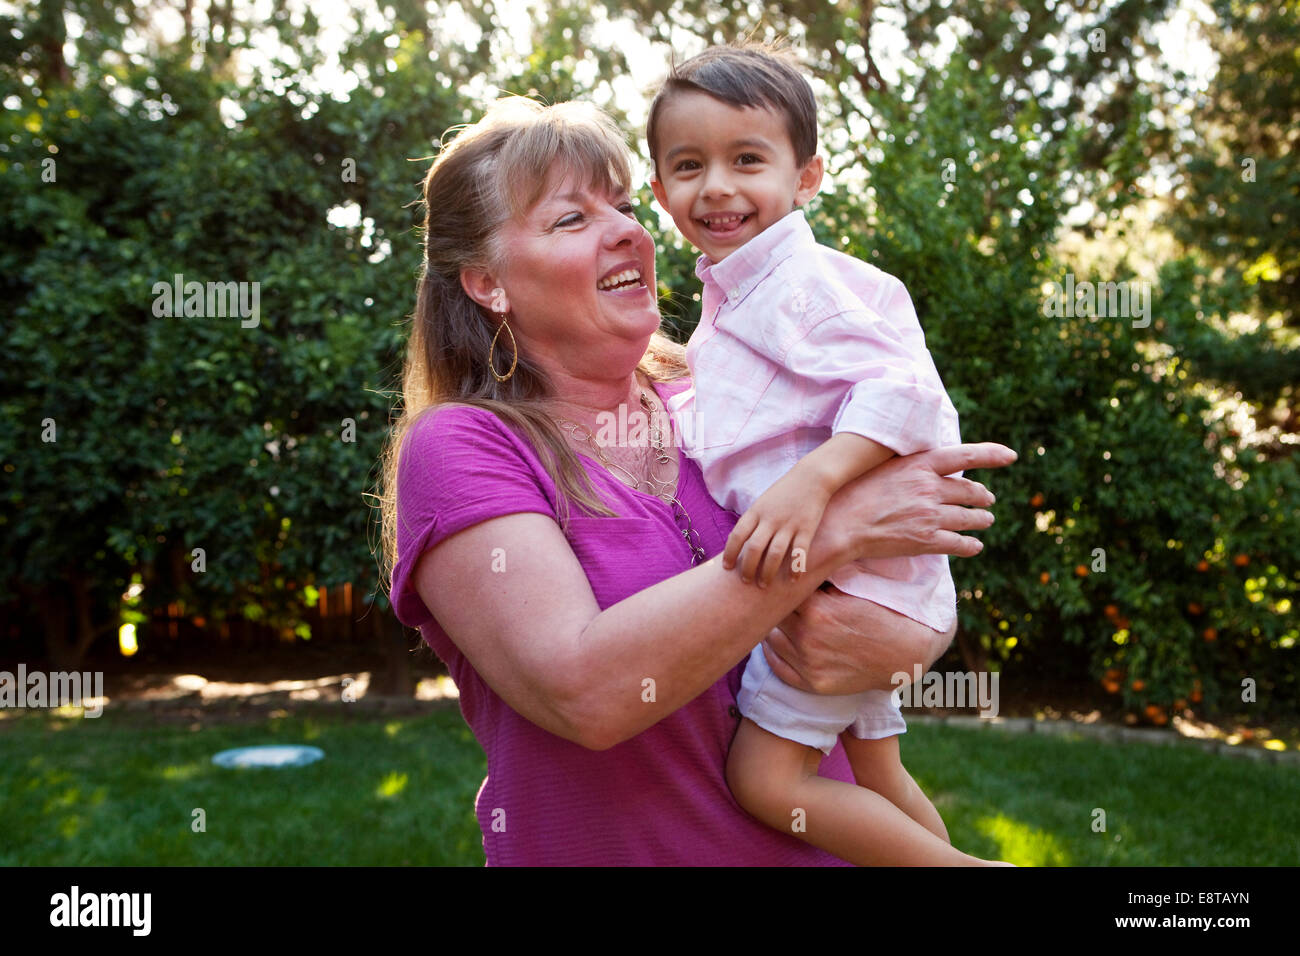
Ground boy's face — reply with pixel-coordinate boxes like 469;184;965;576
650;89;823;263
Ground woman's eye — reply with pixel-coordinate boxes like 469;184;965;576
618;202;636;216
556;213;583;227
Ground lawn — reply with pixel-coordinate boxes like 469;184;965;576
3;707;1297;865
0;705;486;866
902;724;1300;866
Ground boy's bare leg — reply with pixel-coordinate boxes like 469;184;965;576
726;717;1000;866
840;732;949;843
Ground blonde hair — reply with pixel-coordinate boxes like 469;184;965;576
378;96;688;594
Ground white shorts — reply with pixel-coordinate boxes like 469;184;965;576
736;643;907;755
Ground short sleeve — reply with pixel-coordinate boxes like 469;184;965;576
390;404;559;627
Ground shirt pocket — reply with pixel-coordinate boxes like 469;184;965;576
689;349;779;451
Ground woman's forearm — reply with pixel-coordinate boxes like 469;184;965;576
415;507;854;751
572;529;852;750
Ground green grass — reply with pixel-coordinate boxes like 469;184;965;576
0;706;487;865
902;725;1300;866
3;709;1297;865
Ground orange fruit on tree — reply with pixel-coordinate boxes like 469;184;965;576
1233;553;1249;567
1191;688;1203;703
1102;679;1121;694
1030;493;1045;508
1173;698;1188;710
1075;564;1089;577
1040;571;1051;584
1151;710;1169;726
1131;679;1146;692
1196;560;1209;572
1203;627;1217;641
1104;604;1119;618
1187;602;1203;615
1116;616;1131;630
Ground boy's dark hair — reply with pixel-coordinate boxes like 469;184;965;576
646;43;819;175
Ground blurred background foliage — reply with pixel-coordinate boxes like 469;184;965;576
1;0;1295;719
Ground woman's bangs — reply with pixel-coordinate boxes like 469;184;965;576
499;113;633;218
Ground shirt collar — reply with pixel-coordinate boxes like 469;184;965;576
694;209;814;309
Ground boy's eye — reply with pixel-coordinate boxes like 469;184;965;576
673;159;700;173
738;153;763;165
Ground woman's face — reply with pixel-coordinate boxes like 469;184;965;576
492;167;660;383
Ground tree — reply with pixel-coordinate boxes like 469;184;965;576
2;1;1294;719
1;1;461;678
1158;0;1299;414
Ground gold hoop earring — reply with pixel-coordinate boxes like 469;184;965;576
488;314;518;383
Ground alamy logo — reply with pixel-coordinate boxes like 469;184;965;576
890;665;1000;717
1042;273;1151;328
582;401;705;449
49;886;151;936
0;665;103;717
152;273;261;328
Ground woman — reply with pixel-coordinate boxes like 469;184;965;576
379;96;1016;865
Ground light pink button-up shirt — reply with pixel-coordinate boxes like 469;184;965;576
666;209;960;631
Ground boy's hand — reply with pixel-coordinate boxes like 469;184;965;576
723;469;832;588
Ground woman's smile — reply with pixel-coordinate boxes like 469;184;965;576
597;260;650;295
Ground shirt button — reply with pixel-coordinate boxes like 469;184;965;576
728;705;741;719
729;288;740;300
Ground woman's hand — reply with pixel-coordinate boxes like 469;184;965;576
761;586;954;696
816;442;1017;565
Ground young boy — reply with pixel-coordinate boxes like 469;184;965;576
648;44;1003;866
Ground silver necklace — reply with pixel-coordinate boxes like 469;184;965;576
555;389;707;566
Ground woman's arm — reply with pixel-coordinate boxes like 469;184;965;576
412;442;1014;751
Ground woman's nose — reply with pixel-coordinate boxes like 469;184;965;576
606;207;648;246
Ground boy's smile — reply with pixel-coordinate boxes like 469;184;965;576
649;89;823;263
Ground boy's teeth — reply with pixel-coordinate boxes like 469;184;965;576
598;268;642;290
705;214;746;226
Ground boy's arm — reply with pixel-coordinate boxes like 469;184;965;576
723;433;896;587
797;431;896;496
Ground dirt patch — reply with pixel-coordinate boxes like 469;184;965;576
4;650;1293;752
0;643;455;727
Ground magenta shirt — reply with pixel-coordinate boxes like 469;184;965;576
390;376;854;865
